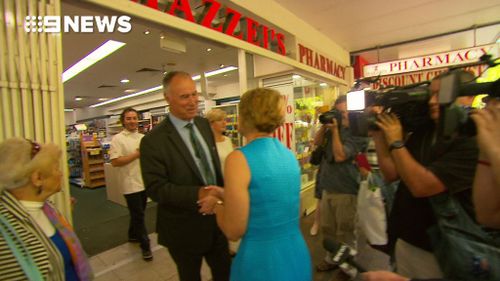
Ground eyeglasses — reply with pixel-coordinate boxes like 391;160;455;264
26;139;41;159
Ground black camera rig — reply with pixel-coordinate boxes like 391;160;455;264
347;55;500;138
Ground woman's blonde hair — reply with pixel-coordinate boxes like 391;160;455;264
206;108;227;123
0;138;61;191
238;88;285;133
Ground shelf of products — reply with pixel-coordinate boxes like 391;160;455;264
293;84;326;187
80;134;106;188
66;137;82;178
214;103;241;147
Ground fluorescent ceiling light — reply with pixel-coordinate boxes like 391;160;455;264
320;83;327;87
120;79;130;83
292;74;301;79
90;66;238;108
192;66;238;81
63;40;126;83
75;97;83;101
90;85;163;108
64;108;74;112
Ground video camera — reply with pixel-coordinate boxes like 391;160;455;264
347;55;500;138
319;109;343;126
347;84;431;137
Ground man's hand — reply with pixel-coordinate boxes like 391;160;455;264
198;195;220;215
198;185;224;199
471;102;500;160
362;271;410;281
375;113;404;145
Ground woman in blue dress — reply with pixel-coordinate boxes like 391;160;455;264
199;88;312;281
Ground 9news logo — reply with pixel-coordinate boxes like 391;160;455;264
24;15;132;33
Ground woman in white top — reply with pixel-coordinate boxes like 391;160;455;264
206;109;235;174
206;108;238;254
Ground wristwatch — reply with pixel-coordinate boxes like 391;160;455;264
389;140;405;152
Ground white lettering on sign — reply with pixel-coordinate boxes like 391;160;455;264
363;44;499;77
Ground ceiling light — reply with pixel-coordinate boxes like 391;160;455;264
91;66;238;108
160;34;165;39
320;83;327;87
192;66;238;81
206;66;238;77
144;30;151;35
292;74;301;79
206;48;212;52
163;71;168;75
120;79;130;83
90;85;163;108
63;40;126;83
64;108;74;112
219;64;225;68
75;97;83;101
98;98;109;101
223;74;228;77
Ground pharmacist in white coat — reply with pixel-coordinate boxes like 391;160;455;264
109;107;152;261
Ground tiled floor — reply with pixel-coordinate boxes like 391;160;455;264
90;213;390;281
91;233;213;281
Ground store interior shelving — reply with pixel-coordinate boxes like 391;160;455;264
294;86;324;187
80;134;106;188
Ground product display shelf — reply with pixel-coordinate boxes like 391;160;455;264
67;137;82;179
80;134;106;188
294;93;323;187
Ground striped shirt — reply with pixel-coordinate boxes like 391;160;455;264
0;191;65;281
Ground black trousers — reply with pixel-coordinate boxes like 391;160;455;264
167;230;231;281
124;190;150;251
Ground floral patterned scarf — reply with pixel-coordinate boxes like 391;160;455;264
43;203;93;281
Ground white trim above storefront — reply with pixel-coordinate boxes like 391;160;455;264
83;0;351;86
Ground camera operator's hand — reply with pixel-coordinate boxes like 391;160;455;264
471;103;500;160
326;118;340;133
375;113;403;146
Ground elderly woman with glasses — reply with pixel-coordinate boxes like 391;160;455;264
0;138;92;281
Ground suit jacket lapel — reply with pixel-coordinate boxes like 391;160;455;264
165;116;205;183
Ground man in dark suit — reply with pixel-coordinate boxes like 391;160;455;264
140;71;231;281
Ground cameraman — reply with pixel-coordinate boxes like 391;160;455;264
315;96;362;278
370;72;478;279
363;100;500;281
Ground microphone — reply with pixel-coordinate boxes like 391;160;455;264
323;238;367;274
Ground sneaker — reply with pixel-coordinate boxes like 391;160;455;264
142;249;153;261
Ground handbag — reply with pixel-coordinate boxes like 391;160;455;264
428;193;500;280
357;172;387;245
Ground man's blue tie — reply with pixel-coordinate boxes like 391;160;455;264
185;123;216;185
